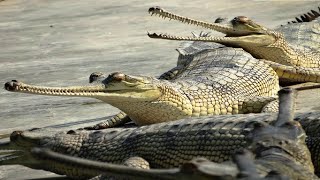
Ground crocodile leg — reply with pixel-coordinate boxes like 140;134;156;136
82;112;131;130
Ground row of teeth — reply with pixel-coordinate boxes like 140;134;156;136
149;32;212;41
17;86;104;95
149;8;232;33
149;9;206;27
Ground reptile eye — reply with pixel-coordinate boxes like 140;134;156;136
111;72;125;81
233;16;250;24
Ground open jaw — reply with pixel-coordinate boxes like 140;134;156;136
4;72;162;101
147;6;274;46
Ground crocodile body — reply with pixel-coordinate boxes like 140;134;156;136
1;111;320;179
5;7;320;129
4;41;280;127
31;148;304;180
148;7;320;84
27;88;317;180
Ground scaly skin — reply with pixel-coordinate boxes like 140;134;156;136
148;6;320;84
1;88;318;179
1;111;320;178
29;148;299;180
27;89;318;180
4;44;280;127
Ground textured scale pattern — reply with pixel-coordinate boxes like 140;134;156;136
86;42;280;125
163;45;279;116
148;6;320;84
277;19;320;53
17;111;320;179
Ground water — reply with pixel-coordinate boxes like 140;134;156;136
0;0;319;179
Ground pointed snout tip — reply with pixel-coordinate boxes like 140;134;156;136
148;6;162;13
10;131;23;142
4;80;20;91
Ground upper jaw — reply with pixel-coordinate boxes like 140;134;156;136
148;6;268;37
4;79;107;96
4;73;156;96
148;6;235;35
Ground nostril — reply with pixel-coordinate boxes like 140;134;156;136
4;81;18;91
4;82;13;91
10;131;23;141
148;6;162;13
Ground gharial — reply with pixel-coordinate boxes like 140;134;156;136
22;89;318;180
4;40;280;128
4;7;320;129
0;88;319;179
28;148;302;180
148;6;320;85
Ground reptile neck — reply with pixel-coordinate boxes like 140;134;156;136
105;82;193;125
243;37;320;68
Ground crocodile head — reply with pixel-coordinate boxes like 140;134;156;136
0;128;59;169
148;6;297;66
0;128;106;179
4;72;161;101
4;72;192;125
